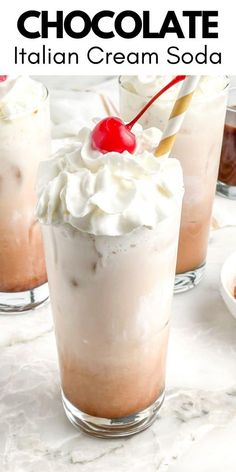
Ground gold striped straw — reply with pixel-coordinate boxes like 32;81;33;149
155;76;200;158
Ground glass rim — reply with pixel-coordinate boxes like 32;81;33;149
0;82;49;121
119;75;230;104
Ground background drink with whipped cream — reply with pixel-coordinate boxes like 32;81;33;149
0;76;50;312
37;125;184;437
120;76;229;292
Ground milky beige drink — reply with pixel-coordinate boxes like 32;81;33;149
0;76;50;312
43;223;175;420
120;76;229;291
36;125;184;437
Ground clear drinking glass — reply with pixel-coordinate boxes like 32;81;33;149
217;87;236;199
119;76;229;293
0;85;51;312
41;202;182;438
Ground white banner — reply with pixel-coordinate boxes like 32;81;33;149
0;0;235;74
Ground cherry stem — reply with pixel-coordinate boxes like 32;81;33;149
126;75;186;130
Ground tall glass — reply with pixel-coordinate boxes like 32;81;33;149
217;87;236;199
41;203;182;438
119;77;229;292
0;86;50;312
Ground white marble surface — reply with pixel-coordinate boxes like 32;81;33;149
1;77;236;471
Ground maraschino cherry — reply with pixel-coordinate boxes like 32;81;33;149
0;76;8;82
91;116;137;154
91;75;186;154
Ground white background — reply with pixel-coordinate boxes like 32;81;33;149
0;0;235;74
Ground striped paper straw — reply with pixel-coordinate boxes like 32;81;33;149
155;76;200;158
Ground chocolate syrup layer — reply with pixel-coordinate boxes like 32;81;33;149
218;119;236;186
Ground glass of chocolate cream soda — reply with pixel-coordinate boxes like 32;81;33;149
119;76;229;292
36;124;184;437
217;87;236;199
0;76;50;313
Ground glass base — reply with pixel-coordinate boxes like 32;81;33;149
216;181;236;200
0;282;49;314
62;389;165;438
174;263;205;294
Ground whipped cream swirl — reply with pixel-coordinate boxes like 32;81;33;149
121;75;228;99
36;125;184;236
0;76;46;118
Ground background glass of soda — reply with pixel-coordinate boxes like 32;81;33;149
217;88;236;199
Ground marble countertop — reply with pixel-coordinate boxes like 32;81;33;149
1;77;236;471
